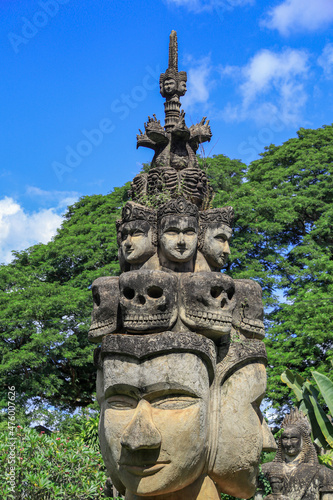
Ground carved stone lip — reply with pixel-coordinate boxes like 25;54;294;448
120;462;170;476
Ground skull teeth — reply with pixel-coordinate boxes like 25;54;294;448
187;311;231;325
89;319;115;331
124;313;170;324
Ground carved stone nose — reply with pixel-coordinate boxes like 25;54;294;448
120;400;161;451
178;233;185;244
224;241;230;255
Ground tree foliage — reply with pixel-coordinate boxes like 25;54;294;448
1;125;332;416
0;186;129;412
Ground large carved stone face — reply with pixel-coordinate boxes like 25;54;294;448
281;427;302;459
119;270;178;332
210;363;267;498
120;220;155;265
88;277;119;343
179;272;235;340
201;223;232;269
98;352;210;496
159;216;198;263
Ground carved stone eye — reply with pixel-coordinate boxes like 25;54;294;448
123;287;135;300
93;291;101;306
147;286;163;299
211;286;223;299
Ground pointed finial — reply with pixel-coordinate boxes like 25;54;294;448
168;30;178;73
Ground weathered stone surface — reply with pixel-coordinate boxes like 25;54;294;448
232;279;265;340
119;271;178;333
97;331;216;498
117;201;157;272
179;272;235;340
88;277;120;343
209;362;267;498
198;207;234;271
258;408;333;500
157;197;199;271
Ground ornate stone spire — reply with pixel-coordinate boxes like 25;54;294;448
134;31;213;209
159;30;187;131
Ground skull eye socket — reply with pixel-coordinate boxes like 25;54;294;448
93;291;101;306
147;286;163;299
211;286;223;299
123;287;135;300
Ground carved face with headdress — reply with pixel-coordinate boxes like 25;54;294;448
157;197;198;264
117;202;157;268
199;207;234;271
274;409;317;465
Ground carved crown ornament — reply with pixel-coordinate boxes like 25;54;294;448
89;31;271;500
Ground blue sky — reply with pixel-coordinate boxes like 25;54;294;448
1;0;333;264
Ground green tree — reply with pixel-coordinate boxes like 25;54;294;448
203;127;333;413
1;125;332;418
240;125;333;412
0;185;129;413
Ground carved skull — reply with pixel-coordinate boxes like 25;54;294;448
88;277;120;343
232;279;265;339
179;272;235;340
119;270;178;333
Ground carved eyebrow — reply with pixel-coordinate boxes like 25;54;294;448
163;226;181;232
105;384;140;400
144;388;200;402
105;382;202;399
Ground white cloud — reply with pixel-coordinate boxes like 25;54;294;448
318;43;333;78
182;57;214;111
0;189;80;264
262;0;333;36
0;197;63;264
165;0;253;14
220;48;309;126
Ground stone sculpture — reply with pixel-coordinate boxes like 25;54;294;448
258;408;333;499
89;31;276;499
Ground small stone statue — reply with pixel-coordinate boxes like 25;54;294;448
259;408;333;500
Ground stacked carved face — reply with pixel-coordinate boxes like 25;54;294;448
88;199;269;499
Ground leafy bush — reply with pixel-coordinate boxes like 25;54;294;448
1;426;107;499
